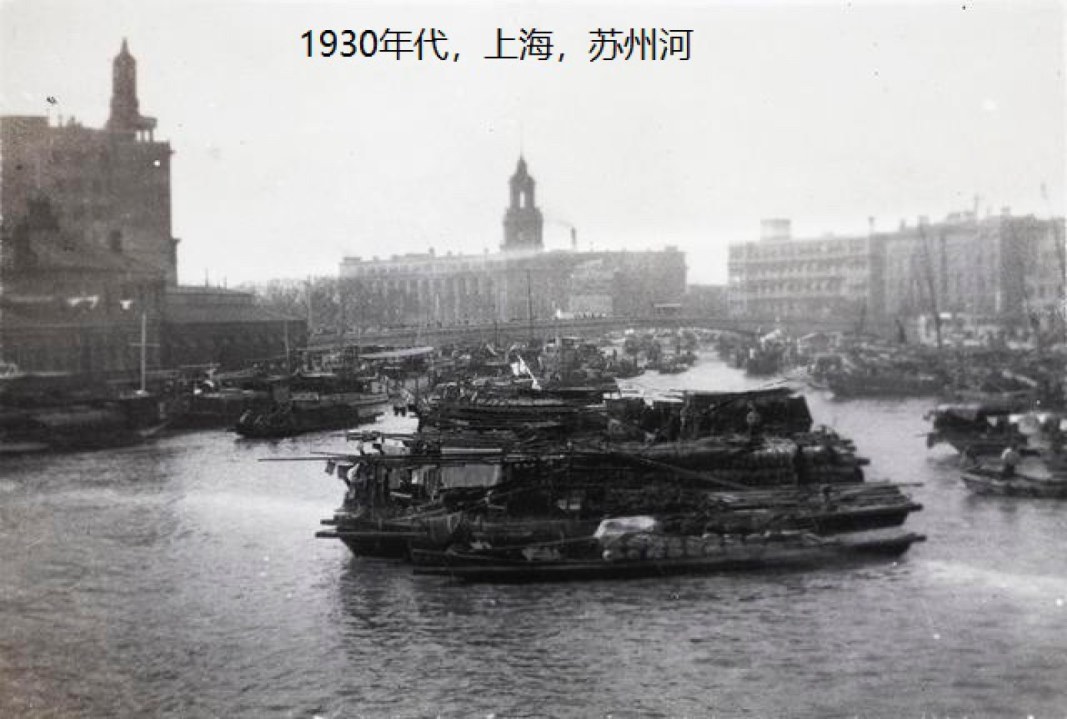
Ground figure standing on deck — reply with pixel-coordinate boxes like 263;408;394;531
1000;441;1021;478
745;401;763;443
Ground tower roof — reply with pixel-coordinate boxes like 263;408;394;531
513;155;528;178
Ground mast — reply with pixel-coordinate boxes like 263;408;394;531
337;279;346;357
129;310;158;395
283;320;291;372
917;223;942;350
140;310;147;393
526;269;534;342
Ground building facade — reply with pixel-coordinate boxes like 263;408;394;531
0;41;304;375
727;219;882;325
1;41;177;285
728;211;1065;333
162;286;307;369
0;196;166;375
878;211;1064;328
339;157;687;329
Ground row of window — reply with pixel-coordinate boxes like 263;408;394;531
730;240;868;259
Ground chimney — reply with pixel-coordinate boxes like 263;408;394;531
867;217;876;235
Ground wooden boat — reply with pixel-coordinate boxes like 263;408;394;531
805;353;845;390
314;441;922;560
925;402;1022;455
234;372;388;438
961;466;1067;498
744;348;783;376
0;384;169;454
318;514;599;560
411;527;926;583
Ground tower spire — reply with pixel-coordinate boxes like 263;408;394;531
107;39;156;137
502;155;543;252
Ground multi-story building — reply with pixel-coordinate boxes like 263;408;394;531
1;40;177;285
339;157;687;329
880;210;1064;328
727;219;882;325
1;41;304;374
728;211;1065;333
0;196;166;375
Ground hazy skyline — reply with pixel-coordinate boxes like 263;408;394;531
1;0;1064;286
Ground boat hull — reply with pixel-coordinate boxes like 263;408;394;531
961;469;1067;498
234;395;388;438
412;529;926;583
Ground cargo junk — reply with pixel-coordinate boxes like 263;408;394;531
0;370;169;454
313;385;925;583
233;372;388;439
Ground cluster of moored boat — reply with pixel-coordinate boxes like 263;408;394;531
313;379;926;583
0;332;713;454
718;330;1065;403
716;329;1067;500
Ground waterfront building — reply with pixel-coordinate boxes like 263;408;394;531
728;211;1065;333
727;219;882;326
0;40;305;375
0;196;165;375
879;210;1064;330
339;157;687;329
162;286;306;370
1;40;176;285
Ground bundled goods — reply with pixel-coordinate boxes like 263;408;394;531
599;532;726;562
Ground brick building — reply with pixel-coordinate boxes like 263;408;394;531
0;197;165;375
1;41;177;285
0;40;304;375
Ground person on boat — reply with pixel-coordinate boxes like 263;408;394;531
745;402;762;443
1000;441;1021;478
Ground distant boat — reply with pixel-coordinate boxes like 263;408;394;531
827;370;942;399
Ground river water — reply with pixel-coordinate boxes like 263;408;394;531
1;355;1065;718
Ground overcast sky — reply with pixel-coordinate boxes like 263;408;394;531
1;0;1064;286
